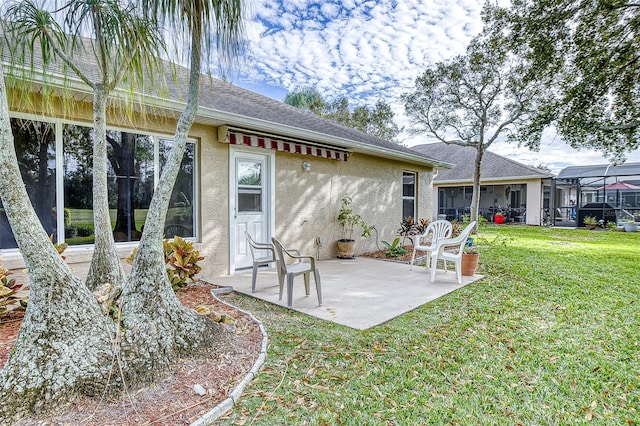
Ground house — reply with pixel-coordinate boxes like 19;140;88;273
411;143;554;225
0;48;451;276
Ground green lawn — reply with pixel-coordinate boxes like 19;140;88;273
217;226;640;425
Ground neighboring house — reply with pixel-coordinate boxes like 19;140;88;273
411;143;554;225
0;49;451;275
554;162;640;226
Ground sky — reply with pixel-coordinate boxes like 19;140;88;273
229;0;640;173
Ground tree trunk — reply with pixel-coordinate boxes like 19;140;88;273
470;144;484;233
120;29;232;384
85;85;125;290
0;67;115;423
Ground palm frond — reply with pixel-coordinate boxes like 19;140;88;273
142;0;247;75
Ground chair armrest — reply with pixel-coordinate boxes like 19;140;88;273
252;242;274;250
282;247;314;263
432;235;463;253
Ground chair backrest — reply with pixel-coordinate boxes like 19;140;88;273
271;237;296;275
458;221;476;241
246;231;270;260
271;237;285;260
426;219;453;242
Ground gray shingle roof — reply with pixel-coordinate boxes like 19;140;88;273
2;33;448;168
411;143;554;182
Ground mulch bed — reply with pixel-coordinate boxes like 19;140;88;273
1;283;263;426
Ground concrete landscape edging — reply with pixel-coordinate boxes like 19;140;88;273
190;285;268;426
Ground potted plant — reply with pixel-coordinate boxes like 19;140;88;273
337;195;371;259
623;217;637;232
461;244;479;276
583;215;598;230
493;212;505;224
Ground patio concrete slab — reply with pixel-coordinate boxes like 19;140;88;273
207;258;483;330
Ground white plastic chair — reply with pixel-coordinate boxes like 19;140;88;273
430;221;477;285
409;219;453;269
272;237;322;308
245;231;277;293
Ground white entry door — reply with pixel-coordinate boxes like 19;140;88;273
230;149;273;271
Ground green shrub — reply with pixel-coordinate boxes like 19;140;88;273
126;236;204;291
382;237;409;258
164;236;204;290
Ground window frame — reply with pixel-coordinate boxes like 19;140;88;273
402;171;417;220
4;112;199;250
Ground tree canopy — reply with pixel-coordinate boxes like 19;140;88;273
486;0;640;162
284;87;402;143
403;31;545;226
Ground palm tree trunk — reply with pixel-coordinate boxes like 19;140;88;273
85;84;125;290
119;29;231;383
0;67;115;423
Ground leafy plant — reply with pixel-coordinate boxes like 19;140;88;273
50;234;68;260
0;260;29;318
398;216;416;236
398;217;430;236
125;236;205;291
461;213;487;226
464;244;479;254
583;215;598;226
164;236;204;290
451;221;463;237
337;195;371;240
381;237;409;258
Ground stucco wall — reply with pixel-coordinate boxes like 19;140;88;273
271;150;433;262
195;124;230;278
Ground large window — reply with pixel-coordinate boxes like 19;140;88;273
402;171;416;219
160;139;195;239
0;119;56;249
1;117;197;250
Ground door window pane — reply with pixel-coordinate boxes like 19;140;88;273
0;119;56;249
237;160;263;213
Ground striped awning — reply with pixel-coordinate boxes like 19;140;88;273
221;128;349;161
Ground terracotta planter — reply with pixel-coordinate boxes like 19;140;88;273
337;239;356;259
461;253;479;276
494;215;505;224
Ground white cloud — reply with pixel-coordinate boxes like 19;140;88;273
235;0;640;170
